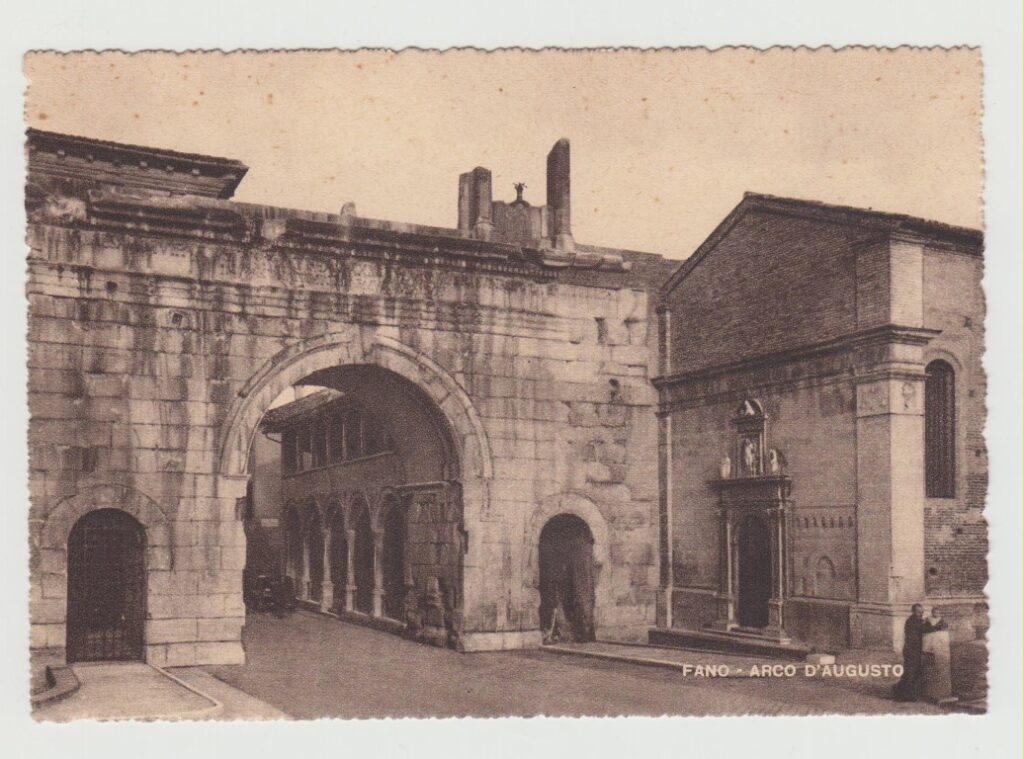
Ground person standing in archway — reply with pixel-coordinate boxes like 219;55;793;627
543;600;572;644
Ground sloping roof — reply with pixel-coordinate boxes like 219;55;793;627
260;389;343;431
660;192;983;299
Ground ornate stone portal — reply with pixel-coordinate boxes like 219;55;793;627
710;400;791;641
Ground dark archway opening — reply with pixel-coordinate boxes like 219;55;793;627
737;516;772;628
328;508;347;613
66;509;146;663
284;506;303;596
241;363;465;644
539;514;596;643
382;497;407;621
353;503;375;614
305;506;324;604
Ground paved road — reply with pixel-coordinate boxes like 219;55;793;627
203;611;939;719
35;662;217;722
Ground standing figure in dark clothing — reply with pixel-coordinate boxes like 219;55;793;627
893;603;946;701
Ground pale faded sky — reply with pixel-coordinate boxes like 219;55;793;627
24;49;982;259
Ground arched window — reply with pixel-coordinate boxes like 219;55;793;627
924;360;956;498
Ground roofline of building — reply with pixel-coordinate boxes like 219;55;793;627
259;389;346;431
659;192;983;300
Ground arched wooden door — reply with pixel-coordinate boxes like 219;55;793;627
737;516;772;628
66;509;146;663
539;514;596;642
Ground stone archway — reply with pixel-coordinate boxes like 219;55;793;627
66;509;147;663
33;484;169;662
539;514;596;642
525;492;610;638
216;329;493;488
215;330;493;630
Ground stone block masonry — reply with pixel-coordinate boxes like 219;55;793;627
26;130;676;666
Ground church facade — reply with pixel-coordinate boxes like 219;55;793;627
25;128;986;674
655;194;987;651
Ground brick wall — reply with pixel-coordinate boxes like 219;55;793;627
922;248;987;598
662;210;862;373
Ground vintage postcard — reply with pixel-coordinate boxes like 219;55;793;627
23;47;991;723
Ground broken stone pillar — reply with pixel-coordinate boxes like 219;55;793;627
922;629;953;702
458;167;493;240
546;138;573;250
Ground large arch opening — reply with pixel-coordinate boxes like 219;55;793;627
66;509;146;663
238;357;469;646
539;514;596;643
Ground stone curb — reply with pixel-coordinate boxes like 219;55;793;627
542;645;750;678
30;665;80;707
147;664;224;721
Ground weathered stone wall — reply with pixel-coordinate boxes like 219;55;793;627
27;181;665;662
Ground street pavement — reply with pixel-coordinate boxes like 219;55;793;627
34;662;219;722
202;611;941;719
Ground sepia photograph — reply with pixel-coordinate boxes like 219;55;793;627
20;46;995;722
4;4;1021;754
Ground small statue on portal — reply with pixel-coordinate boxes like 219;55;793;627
742;438;760;476
767;447;787;474
719;454;732;479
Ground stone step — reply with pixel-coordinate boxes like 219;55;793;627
649;627;813;661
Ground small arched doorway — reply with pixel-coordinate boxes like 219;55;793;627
382;496;407;621
539;514;596;642
66;509;146;663
737;516;772;628
353;501;375;614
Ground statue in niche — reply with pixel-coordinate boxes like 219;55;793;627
719;454;732;479
739;399;759;416
767;447;787;474
741;438;760;476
